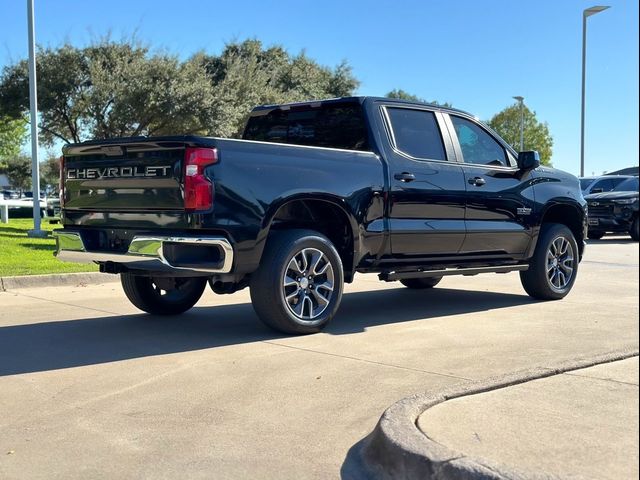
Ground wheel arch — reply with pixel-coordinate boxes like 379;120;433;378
257;194;361;282
535;201;587;259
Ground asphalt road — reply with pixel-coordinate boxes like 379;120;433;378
0;238;638;479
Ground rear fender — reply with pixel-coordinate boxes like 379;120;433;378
256;193;362;279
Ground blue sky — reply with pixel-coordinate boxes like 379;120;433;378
1;0;638;176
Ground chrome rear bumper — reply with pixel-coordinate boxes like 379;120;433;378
53;231;234;274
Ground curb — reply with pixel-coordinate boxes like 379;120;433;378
345;348;640;480
0;272;119;291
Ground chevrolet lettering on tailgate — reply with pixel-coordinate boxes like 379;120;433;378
66;165;172;180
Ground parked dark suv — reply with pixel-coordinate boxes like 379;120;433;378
585;176;639;240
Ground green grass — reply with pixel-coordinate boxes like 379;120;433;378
0;218;98;276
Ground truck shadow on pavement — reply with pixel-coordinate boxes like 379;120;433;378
0;287;535;376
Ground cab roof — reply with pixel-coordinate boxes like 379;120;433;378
251;96;469;117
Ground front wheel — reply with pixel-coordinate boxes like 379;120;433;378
520;223;579;300
250;229;344;334
121;274;207;315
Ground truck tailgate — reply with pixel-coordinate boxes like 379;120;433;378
62;140;187;211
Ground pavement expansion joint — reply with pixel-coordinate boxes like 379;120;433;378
561;371;639;387
581;260;639;268
262;340;472;381
12;290;122;316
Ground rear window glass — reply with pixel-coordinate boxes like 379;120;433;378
242;103;369;151
386;108;446;161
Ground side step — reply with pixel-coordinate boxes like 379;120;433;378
379;264;529;282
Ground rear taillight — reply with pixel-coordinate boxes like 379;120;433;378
59;156;65;207
184;147;218;212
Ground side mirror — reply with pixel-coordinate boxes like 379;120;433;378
591;187;604;194
517;151;540;170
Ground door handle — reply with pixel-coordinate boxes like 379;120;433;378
394;172;416;182
468;177;486;186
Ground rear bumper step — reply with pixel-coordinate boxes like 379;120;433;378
53;231;233;274
379;264;528;282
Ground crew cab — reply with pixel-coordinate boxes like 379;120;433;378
54;97;587;334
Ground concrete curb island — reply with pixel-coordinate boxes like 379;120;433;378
344;348;640;480
0;272;119;291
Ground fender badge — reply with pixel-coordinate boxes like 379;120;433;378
517;207;532;215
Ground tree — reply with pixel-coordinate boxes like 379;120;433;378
0;38;360;144
0;115;27;168
385;89;452;107
0;39;216;145
488;103;553;165
200;40;360;137
40;153;61;193
3;155;31;193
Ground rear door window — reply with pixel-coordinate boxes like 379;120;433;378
385;107;446;161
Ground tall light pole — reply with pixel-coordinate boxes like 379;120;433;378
580;5;610;177
26;0;47;237
513;96;525;151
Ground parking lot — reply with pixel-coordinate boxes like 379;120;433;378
0;238;638;479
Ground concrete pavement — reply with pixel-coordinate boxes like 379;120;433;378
418;356;639;480
0;238;638;479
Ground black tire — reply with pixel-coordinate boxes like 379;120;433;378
588;231;604;240
630;217;639;242
250;229;344;335
520;223;579;300
121;274;207;315
400;277;443;289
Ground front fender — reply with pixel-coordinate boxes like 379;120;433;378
528;168;587;259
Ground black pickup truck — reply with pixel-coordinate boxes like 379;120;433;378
54;97;587;334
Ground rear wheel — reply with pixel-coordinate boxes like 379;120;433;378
400;277;442;289
588;231;604;240
121;274;207;315
520;223;579;300
630;217;639;241
250;229;344;334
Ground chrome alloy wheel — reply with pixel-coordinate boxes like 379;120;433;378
282;247;335;323
546;236;575;291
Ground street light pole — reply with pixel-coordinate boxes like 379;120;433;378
513;96;524;151
26;0;47;237
580;5;610;178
